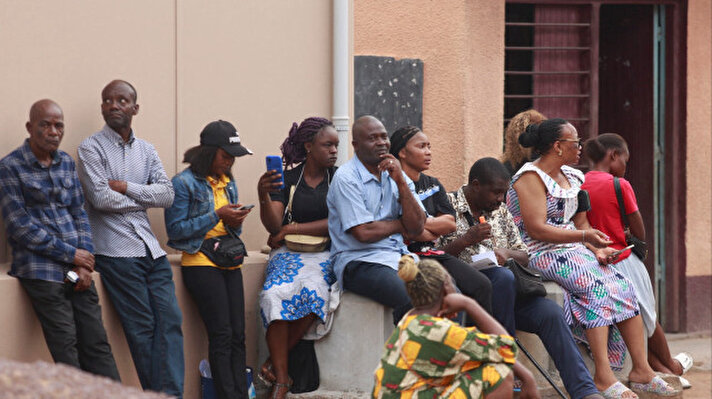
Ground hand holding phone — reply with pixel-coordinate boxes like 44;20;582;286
266;155;284;188
610;244;635;258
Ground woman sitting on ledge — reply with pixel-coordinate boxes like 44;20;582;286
257;117;340;398
373;255;535;399
507;118;675;398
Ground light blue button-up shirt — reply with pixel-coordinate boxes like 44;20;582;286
327;156;423;286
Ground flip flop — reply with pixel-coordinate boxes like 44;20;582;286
258;363;276;386
673;352;693;374
601;381;637;399
678;376;691;389
629;375;677;397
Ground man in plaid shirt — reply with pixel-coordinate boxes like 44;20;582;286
0;99;119;380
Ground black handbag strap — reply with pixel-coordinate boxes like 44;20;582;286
613;177;630;229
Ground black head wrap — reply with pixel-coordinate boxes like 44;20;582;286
389;126;421;159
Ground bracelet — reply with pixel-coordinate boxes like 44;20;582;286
581;230;585;243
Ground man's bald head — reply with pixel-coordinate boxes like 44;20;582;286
352;115;383;142
26;99;64;159
102;79;137;102
29;99;62;123
351;115;390;166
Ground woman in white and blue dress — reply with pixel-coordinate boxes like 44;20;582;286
256;117;340;399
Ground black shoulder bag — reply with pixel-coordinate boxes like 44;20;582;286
461;208;546;300
199;228;247;268
613;178;648;261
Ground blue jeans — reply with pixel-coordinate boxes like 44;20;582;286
96;254;184;398
342;261;411;324
482;267;598;399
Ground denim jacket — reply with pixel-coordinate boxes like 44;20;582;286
164;168;240;254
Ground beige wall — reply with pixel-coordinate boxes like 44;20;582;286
0;254;267;399
0;0;334;257
354;0;505;191
685;0;712;278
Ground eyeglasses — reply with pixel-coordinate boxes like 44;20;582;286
558;139;582;149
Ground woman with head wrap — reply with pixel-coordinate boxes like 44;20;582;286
373;255;522;399
507;119;675;398
256;117;340;398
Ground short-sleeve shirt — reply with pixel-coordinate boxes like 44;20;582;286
327;156;423;286
582;171;639;261
415;173;455;217
437;186;527;263
269;163;335;225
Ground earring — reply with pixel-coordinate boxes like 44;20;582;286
558;149;563;156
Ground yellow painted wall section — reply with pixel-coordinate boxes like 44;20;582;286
354;0;505;190
686;0;712;277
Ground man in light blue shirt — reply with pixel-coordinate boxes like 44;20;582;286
327;115;425;323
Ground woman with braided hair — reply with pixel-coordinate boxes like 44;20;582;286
257;117;340;398
501;109;546;175
373;255;535;399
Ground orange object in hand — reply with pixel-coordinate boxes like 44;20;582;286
478;216;486;224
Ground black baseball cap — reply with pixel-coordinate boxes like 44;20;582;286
200;120;253;157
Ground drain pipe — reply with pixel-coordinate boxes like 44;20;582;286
333;0;350;165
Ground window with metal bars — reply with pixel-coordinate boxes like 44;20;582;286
504;3;597;139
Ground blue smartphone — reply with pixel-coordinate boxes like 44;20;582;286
265;155;284;188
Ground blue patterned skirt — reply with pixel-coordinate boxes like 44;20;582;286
259;246;340;339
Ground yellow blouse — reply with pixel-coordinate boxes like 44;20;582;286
181;174;241;269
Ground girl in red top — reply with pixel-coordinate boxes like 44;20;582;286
582;133;692;389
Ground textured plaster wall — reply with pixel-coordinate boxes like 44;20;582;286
354;0;505;190
686;0;712;278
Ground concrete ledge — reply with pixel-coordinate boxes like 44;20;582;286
256;291;394;395
0;252;268;399
516;281;632;392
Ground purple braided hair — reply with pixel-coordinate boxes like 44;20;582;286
280;116;333;168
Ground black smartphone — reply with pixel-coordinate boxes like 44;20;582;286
266;155;284;188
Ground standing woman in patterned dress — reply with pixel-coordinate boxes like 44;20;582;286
507;119;674;398
256;117;340;399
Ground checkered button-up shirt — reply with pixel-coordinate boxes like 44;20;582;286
77;125;173;259
0;140;93;282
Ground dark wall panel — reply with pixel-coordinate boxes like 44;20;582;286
354;55;423;135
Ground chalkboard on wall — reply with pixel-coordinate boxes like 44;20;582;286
354;56;423;136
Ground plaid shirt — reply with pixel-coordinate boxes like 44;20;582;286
0;139;93;282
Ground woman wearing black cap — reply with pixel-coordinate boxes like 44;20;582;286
165;120;253;399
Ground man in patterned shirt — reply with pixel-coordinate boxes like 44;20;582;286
0;99;119;380
77;80;183;398
438;157;602;399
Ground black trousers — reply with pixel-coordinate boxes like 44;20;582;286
182;266;247;399
420;253;493;314
20;278;120;380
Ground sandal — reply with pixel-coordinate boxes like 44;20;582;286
629;375;677;397
673;352;693;374
269;379;292;399
258;362;276;386
678;376;691;389
601;381;638;399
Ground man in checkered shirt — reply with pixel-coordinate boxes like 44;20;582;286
0;99;119;380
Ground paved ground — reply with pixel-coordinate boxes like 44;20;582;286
666;333;712;399
267;332;712;398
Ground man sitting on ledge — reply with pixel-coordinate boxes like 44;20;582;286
327;115;425;324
